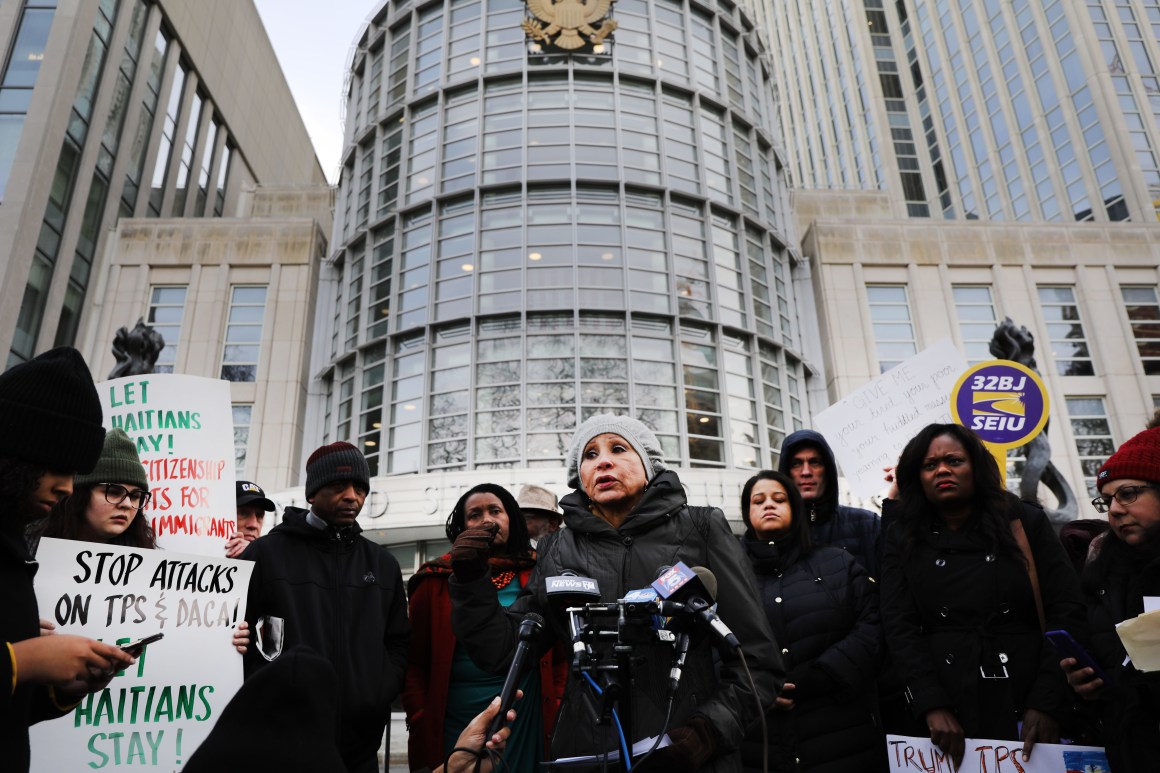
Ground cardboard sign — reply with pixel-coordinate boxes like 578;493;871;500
814;339;968;498
29;538;252;771
886;734;1109;772
98;375;236;555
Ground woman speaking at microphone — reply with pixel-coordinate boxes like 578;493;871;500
450;414;782;772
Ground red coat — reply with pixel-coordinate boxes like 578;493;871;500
403;561;567;771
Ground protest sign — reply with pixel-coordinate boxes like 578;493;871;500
886;734;1109;772
98;374;236;555
814;339;968;499
29;538;251;771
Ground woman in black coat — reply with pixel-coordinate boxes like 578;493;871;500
739;470;883;773
881;423;1085;767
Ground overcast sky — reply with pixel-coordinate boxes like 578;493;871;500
253;1;384;183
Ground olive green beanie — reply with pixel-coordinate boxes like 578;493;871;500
74;428;149;490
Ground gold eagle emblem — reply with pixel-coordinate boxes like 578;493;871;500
522;0;618;51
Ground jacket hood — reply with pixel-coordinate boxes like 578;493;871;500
559;468;688;535
778;429;839;521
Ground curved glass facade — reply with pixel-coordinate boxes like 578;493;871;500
317;0;806;477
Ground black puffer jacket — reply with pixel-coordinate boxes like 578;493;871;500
450;470;783;772
740;539;883;773
1079;532;1160;772
779;430;882;579
880;501;1085;738
241;508;410;770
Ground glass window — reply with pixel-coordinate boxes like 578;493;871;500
1067;396;1114;497
147;285;188;373
1037;286;1094;376
1122;286;1160;375
867;285;916;372
232;403;252;476
953;285;999;363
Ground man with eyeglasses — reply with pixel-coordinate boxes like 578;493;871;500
0;348;136;772
1061;424;1160;771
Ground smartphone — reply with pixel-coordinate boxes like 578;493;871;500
121;633;164;656
1045;629;1113;687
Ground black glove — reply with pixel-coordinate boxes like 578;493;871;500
451;522;498;581
635;715;717;772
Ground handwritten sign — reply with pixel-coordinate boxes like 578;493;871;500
886;735;1108;772
98;375;235;555
814;339;968;498
29;538;251;771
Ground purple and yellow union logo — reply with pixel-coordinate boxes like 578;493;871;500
951;361;1049;448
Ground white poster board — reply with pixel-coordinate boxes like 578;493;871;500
887;734;1109;772
29;538;252;771
814;339;968;499
98;375;236;556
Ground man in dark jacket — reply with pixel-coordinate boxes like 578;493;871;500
241;442;409;773
1;348;135;772
779;429;881;578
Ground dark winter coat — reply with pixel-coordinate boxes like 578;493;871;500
449;470;784;772
740;539;883;773
241;507;410;771
1;527;70;772
880;501;1086;739
1079;531;1160;772
779;430;882;578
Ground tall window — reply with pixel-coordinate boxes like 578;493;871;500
232;403;252;475
149;62;186;216
1121;286;1160;375
867;285;917;372
1037;286;1094;375
953;285;999;363
220;286;267;382
1067;397;1114;497
0;1;56;199
147;286;187;373
683;327;724;466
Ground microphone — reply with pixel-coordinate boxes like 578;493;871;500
686;567;741;652
669;631;691;692
545;573;601;673
488;612;545;736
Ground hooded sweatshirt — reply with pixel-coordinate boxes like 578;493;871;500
779;429;882;579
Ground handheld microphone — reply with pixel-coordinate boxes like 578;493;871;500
669;631;691;692
488;612;545;736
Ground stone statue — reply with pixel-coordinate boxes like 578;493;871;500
109;318;165;378
989;318;1077;524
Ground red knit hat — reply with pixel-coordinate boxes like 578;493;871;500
1097;426;1160;486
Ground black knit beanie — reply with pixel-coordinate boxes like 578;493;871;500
0;347;105;473
304;441;370;499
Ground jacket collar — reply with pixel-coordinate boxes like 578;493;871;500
559;469;687;535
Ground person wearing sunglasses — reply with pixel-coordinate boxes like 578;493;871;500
1062;425;1160;772
28;428;155;551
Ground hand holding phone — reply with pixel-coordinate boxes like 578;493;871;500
1046;629;1113;690
121;633;164;657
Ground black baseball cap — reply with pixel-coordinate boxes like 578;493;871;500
236;481;276;512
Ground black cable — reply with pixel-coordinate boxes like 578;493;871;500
737;649;768;773
624;692;675;770
442;745;485;773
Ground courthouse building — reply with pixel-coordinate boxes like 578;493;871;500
304;0;808;560
0;0;330;489
767;1;1160;502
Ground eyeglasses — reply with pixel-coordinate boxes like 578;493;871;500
100;483;152;509
1091;484;1158;513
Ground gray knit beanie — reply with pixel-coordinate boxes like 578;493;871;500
75;429;149;490
305;441;371;499
566;413;667;489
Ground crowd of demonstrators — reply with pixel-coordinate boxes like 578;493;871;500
404;482;567;771
28;428;155;554
738;470;883;773
1062;425;1160;770
240;441;410;773
0;348;136;772
880;423;1086;767
778;430;881;579
450;414;783;772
